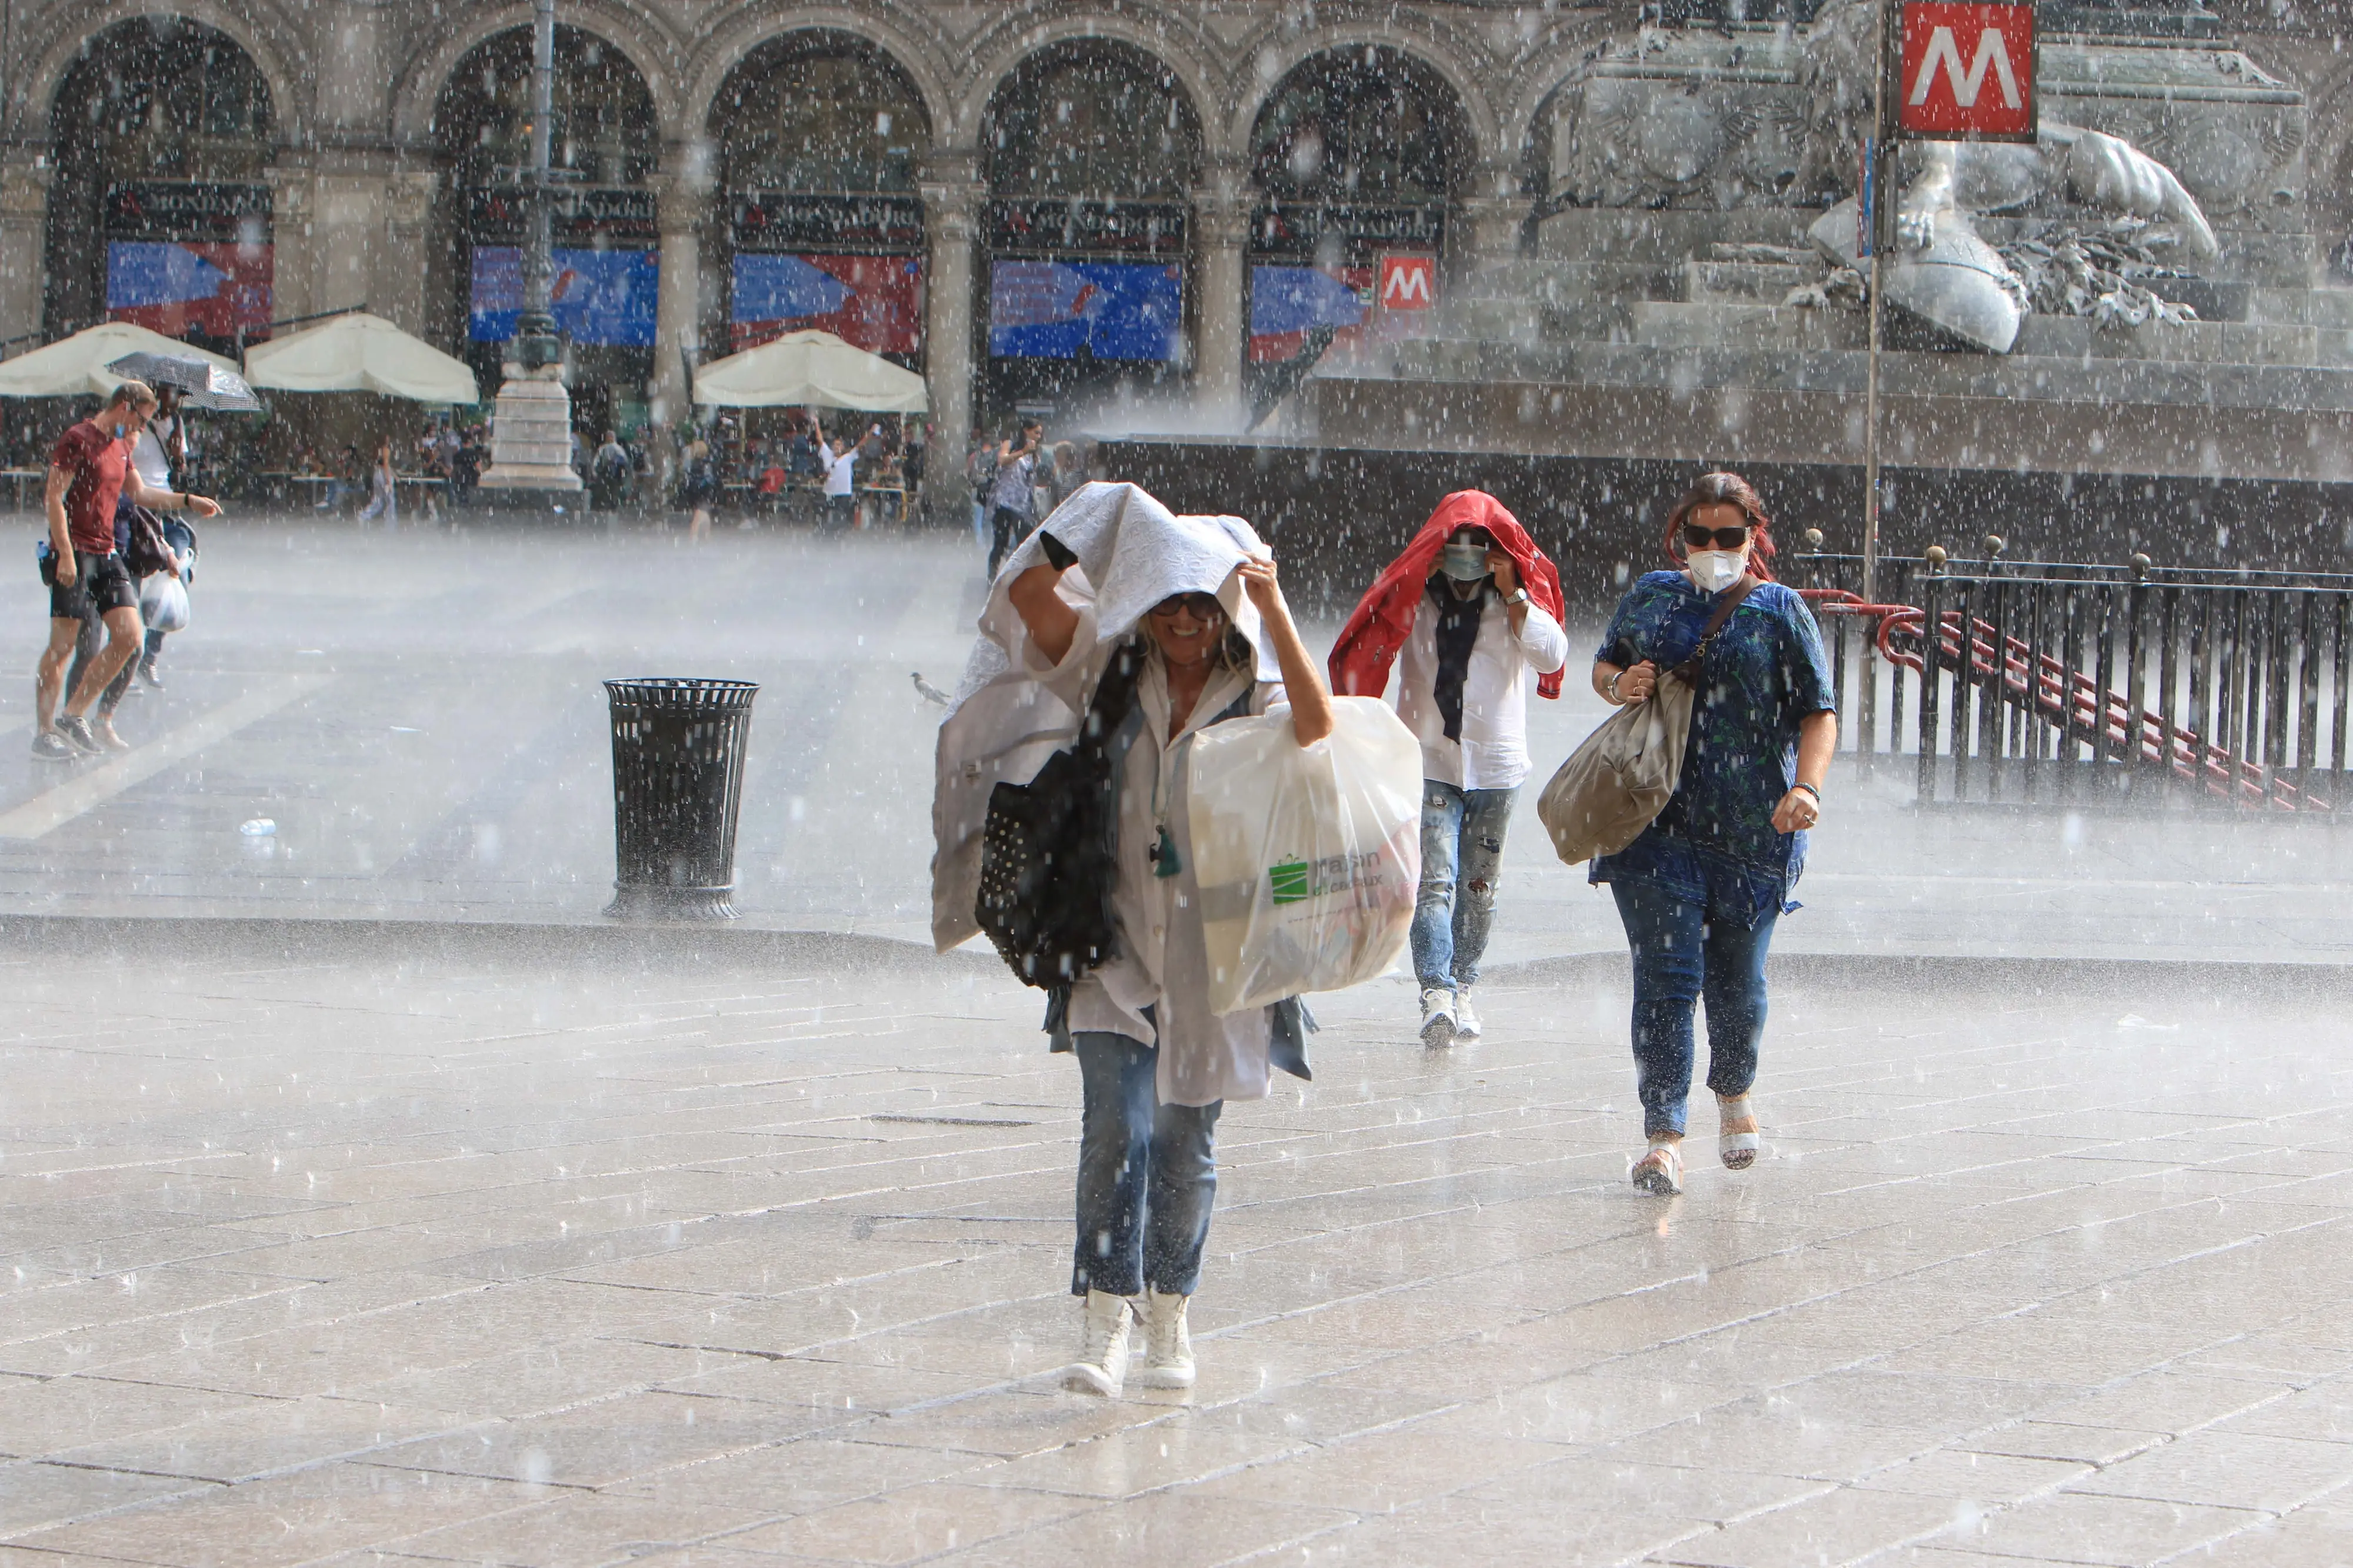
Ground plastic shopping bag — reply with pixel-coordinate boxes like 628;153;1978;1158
139;573;190;634
1187;696;1422;1015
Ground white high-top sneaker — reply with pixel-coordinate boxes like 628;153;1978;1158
1452;987;1482;1039
1419;986;1458;1047
1059;1288;1133;1396
1132;1286;1195;1389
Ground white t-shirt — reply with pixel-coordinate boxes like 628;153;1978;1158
1394;582;1571;790
824;448;856;498
131;416;175;490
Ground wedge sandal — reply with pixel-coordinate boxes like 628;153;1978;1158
1718;1093;1761;1171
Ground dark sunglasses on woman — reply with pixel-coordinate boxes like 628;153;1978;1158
1150;592;1221;619
1681;522;1752;551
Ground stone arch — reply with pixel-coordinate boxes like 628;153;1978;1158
1229;23;1498;175
426;18;666;431
1497;19;1637;192
681;7;954;156
701;28;941;366
702;28;937;191
390;1;683;150
39;15;288;345
976;35;1209;199
1245;42;1482;206
11;1;311;145
431;24;662;189
957;11;1224;162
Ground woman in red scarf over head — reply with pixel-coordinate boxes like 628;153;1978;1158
1328;491;1569;1047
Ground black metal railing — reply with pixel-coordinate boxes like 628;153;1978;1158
1783;538;2353;813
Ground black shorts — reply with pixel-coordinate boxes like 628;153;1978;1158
42;550;136;621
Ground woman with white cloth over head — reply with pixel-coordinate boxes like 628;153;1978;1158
954;482;1334;1396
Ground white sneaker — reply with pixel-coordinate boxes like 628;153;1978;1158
1453;987;1481;1039
1131;1287;1195;1389
1419;986;1458;1048
1059;1288;1132;1396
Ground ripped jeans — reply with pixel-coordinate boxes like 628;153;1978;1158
1410;782;1518;992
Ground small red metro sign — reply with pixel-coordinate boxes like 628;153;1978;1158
1898;1;2037;142
1379;254;1437;311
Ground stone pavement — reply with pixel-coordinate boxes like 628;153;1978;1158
0;515;2343;963
6;924;2353;1567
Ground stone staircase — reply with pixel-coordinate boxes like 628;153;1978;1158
1302;201;2353;481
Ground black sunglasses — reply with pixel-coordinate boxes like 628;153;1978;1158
1681;522;1752;551
1149;592;1221;619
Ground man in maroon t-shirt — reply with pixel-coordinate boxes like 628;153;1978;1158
36;380;218;760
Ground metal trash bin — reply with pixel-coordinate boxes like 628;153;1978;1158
604;678;758;919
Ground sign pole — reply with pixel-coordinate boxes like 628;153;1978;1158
1864;0;1895;614
1857;0;1895;753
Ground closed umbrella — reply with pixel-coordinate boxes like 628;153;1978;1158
692;330;928;412
105;351;262;412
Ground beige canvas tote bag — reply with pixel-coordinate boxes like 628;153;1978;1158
1537;576;1757;865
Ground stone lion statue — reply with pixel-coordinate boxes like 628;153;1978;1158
1798;0;2218;349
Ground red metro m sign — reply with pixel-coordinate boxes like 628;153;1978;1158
1898;1;2037;142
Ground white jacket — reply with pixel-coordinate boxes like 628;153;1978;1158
1394;585;1569;790
930;482;1290;1105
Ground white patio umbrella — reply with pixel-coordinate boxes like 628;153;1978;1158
0;322;239;399
243;312;478;404
692;329;928;412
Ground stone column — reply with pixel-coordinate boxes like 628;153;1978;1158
376;171;438;338
0;155;51;351
918;163;982;528
648;167;704;440
1191;166;1251;430
310;152;388;320
265;160;316;328
1454;161;1531;273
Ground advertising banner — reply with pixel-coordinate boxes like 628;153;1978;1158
730;253;922;354
106;241;274;339
1249;265;1369;363
988;261;1183;362
469;246;658;346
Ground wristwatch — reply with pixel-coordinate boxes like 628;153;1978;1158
1503;588;1530;606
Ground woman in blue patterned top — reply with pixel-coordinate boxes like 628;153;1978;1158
1590;472;1838;1196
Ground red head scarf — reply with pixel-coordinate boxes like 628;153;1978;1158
1327;491;1568;702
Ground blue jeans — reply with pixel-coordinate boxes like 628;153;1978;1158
1072;1031;1221;1298
1610;879;1778;1137
1410;782;1517;991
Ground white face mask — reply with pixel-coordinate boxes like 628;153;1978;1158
1687;549;1746;592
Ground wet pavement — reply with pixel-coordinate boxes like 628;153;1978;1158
5;513;2353;1566
5;925;2353;1566
0;515;2339;966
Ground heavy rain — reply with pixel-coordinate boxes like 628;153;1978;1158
1;1;2351;1564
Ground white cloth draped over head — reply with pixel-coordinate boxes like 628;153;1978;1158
931;480;1277;954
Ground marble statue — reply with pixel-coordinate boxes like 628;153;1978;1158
1548;0;2242;351
1797;0;2218;349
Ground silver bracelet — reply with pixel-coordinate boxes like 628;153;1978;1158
1606;670;1624;702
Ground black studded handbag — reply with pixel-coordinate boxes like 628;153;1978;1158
976;638;1145;992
